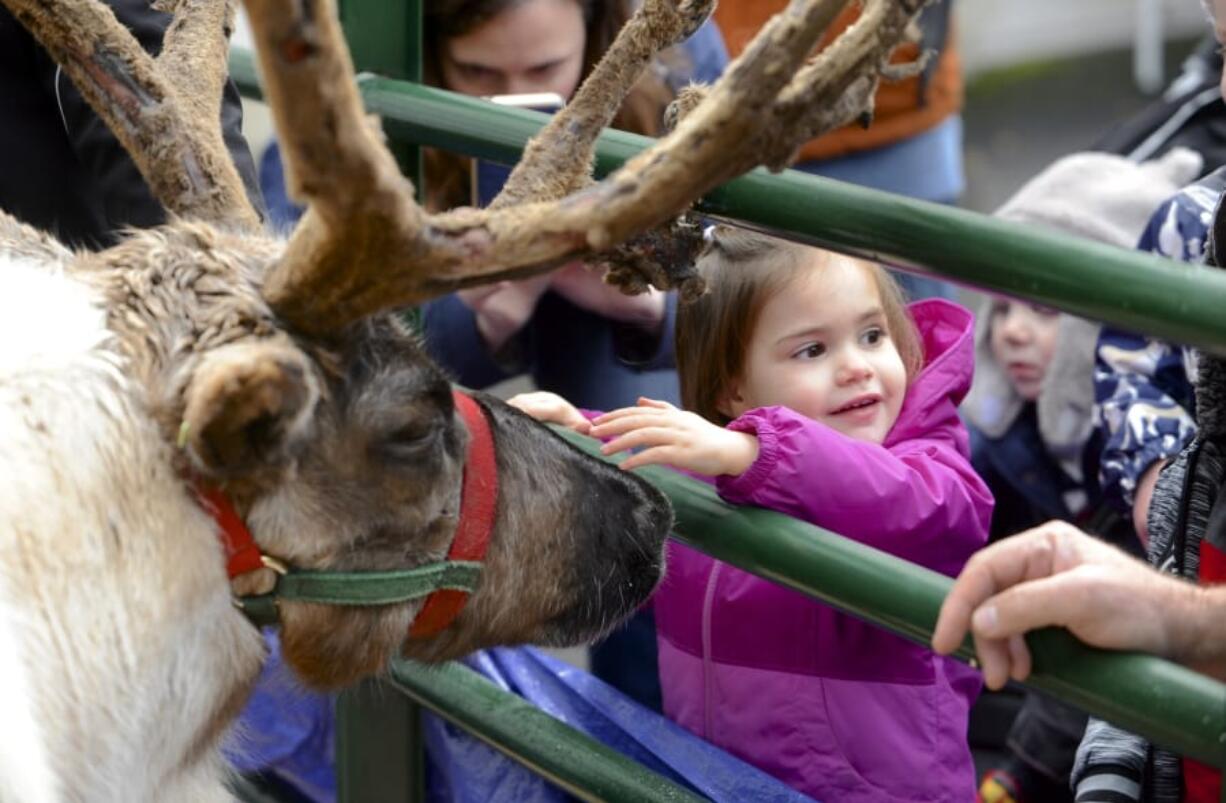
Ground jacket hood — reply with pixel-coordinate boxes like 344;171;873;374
884;298;975;451
963;304;1101;465
961;148;1201;455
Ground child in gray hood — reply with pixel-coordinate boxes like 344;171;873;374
964;147;1202;803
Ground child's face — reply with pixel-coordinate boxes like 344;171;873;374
723;257;907;445
988;299;1061;401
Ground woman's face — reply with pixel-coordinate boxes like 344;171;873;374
440;0;587;99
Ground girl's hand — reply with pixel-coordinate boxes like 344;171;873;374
506;391;591;435
590;398;759;475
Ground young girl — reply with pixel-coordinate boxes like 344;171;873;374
512;227;993;801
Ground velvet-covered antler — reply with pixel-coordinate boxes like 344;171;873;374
7;0;927;336
252;0;926;334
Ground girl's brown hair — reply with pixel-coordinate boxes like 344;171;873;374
676;227;925;426
422;0;676;210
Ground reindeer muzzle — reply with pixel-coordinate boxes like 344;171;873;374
199;389;497;639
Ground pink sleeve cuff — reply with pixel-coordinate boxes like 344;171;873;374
716;412;780;503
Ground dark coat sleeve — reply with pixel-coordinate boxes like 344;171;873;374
6;0;263;247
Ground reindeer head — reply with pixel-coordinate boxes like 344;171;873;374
3;0;926;689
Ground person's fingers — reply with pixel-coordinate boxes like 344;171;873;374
592;406;659;425
972;631;1013;691
1007;634;1033;682
506;393;546;416
932;527;1065;654
506;393;591;433
590;412;671;437
970;570;1102;643
600;427;678;456
619;445;678;471
550;405;590;432
592;402;675;425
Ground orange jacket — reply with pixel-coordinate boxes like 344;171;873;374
713;2;963;162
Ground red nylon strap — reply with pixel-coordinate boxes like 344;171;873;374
195;483;264;579
409;390;498;638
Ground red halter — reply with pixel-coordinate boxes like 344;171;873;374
409;390;498;637
197;388;497;638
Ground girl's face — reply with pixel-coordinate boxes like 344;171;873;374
723;256;908;445
440;0;587;99
988;299;1060;401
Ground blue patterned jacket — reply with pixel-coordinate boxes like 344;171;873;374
1094;167;1226;509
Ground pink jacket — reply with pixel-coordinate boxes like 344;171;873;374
654;299;992;801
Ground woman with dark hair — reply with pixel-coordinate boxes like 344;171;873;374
419;0;679;211
418;0;701;410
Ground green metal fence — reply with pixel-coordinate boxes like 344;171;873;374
230;8;1226;800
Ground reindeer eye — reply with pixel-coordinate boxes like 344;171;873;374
377;422;439;461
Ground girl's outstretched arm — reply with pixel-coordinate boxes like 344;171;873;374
591;398;758;476
717;406;991;577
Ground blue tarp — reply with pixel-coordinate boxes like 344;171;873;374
227;635;814;802
424;647;814;802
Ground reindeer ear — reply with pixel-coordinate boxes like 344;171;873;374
180;342;320;480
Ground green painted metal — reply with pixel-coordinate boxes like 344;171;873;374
229;49;260;99
226;55;1226;355
335;679;424;803
548;426;1226;769
389;660;707;803
329;0;424;185
336;0;421;81
288;5;423;800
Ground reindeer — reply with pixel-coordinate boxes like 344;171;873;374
0;0;925;799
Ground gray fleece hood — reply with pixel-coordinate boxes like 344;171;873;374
963;148;1202;462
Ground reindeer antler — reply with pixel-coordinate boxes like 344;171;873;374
488;0;715;210
0;0;259;229
6;0;922;334
253;0;924;335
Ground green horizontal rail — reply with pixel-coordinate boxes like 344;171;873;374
231;48;1226;355
548;426;1226;770
389;659;706;803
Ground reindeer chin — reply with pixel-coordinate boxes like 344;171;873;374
544;482;671;647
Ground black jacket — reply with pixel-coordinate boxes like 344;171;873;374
1095;35;1226;177
0;0;262;249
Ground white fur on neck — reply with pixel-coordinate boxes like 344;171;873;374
0;254;264;801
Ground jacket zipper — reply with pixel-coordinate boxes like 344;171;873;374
700;560;722;741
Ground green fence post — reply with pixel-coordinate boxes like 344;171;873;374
335;679;425;803
327;3;425;795
336;0;423;187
